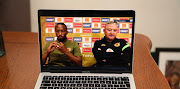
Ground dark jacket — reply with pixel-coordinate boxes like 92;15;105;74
92;37;131;67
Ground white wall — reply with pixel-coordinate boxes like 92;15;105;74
30;0;180;52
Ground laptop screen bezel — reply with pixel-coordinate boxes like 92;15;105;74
38;10;135;73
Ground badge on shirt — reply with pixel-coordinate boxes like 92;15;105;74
106;48;114;52
114;42;120;47
101;44;106;46
67;48;71;51
98;48;101;51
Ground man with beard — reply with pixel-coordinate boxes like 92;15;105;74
42;23;82;66
92;21;131;67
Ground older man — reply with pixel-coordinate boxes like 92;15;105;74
92;21;131;67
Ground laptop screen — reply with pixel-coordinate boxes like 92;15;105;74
38;10;135;73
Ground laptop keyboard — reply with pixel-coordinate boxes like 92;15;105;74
40;76;130;89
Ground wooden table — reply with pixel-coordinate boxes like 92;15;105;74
0;31;170;89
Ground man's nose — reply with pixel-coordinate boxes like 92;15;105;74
58;31;62;35
57;31;62;36
110;30;114;33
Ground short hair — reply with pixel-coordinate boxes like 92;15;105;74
55;23;67;30
104;21;118;29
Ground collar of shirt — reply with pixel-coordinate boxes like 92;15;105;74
102;36;118;44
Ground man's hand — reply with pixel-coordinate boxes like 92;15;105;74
56;42;82;66
46;42;58;53
42;42;58;64
56;42;68;53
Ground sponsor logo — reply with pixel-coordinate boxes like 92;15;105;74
130;18;133;22
83;23;91;28
74;23;82;28
101;23;106;28
82;54;94;57
45;28;55;33
101;18;110;22
110;18;119;21
114;43;120;47
106;48;114;52
120;23;129;28
80;48;82;53
64;23;73;28
45;37;54;41
92;38;100;42
92;43;94;48
120;29;129;33
101;44;106;46
92;18;100;22
129;38;132;43
78;43;82;47
92;23;100;28
46;18;54;22
46;23;54;27
83;29;91;33
67;37;73;41
121;38;129;42
129;29;132;34
55;17;64;22
54;37;57;41
129;24;132;28
73;37;82;42
120;18;129;20
67;28;73;33
115;20;129;23
82;48;91;53
83;18;91;22
73;28;82;33
64;18;73;22
82;43;91;47
92;29;100;33
101;28;104;33
74;18;82;22
83;37;91;42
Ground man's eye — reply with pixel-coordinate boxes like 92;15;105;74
107;29;112;31
55;30;65;32
114;30;118;32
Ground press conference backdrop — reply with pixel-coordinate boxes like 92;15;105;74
41;17;133;67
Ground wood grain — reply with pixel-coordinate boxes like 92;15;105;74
133;34;170;89
0;31;170;89
0;32;40;89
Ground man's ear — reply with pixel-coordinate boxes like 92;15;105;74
103;29;105;33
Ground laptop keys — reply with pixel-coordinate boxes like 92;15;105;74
40;87;47;89
41;76;131;88
41;84;51;86
42;81;50;83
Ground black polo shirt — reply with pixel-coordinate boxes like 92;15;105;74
92;37;131;67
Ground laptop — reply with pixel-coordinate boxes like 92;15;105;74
34;10;136;89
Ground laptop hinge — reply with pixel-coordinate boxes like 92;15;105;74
122;73;131;74
82;71;90;73
41;72;50;73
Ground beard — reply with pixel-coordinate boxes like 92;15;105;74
57;36;67;42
